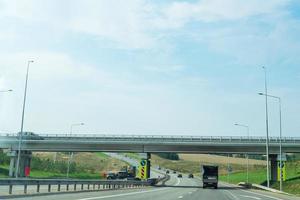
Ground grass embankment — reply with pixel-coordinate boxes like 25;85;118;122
0;152;128;179
219;168;267;184
0;164;103;179
0;165;9;178
219;161;300;196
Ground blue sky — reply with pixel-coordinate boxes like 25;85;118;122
0;0;299;137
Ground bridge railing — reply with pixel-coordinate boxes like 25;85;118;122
1;133;300;143
0;178;152;195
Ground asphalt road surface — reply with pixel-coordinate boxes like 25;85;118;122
2;173;299;200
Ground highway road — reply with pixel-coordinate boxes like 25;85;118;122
2;173;299;200
103;153;162;178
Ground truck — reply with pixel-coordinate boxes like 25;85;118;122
117;170;128;179
202;165;218;189
114;166;137;180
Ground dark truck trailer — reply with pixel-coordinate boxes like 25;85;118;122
202;165;218;189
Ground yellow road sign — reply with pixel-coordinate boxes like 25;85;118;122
277;161;286;181
138;159;148;180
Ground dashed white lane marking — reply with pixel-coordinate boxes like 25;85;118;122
240;195;261;200
178;196;183;199
188;191;193;194
224;190;239;200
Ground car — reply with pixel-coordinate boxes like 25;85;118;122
18;132;44;140
106;172;117;180
166;170;170;174
188;173;194;178
147;178;158;186
177;174;182;178
126;177;141;181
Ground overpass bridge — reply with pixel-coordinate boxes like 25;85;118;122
1;133;300;180
1;133;300;154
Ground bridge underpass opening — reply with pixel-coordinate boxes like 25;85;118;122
5;149;286;185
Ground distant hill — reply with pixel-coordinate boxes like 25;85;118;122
179;154;266;166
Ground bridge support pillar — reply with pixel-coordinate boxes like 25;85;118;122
270;154;278;182
7;150;32;177
8;151;16;177
147;153;151;179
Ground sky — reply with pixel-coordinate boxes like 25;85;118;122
0;0;299;137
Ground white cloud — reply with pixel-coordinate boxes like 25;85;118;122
0;0;157;49
0;0;289;49
156;0;288;28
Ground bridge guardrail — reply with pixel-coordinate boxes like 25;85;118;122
1;133;300;150
1;133;300;144
0;178;152;195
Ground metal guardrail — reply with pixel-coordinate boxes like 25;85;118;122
0;178;151;195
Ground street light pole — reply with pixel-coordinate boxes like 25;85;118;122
69;123;84;136
15;60;33;178
66;123;84;178
234;123;249;183
262;66;270;188
278;98;283;192
258;93;283;191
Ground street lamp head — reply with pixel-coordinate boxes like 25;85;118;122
80;123;85;125
29;60;34;63
258;92;264;96
234;123;238;126
8;89;13;92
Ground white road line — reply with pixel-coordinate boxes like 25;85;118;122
77;188;169;200
178;196;183;199
239;189;283;200
174;176;181;186
221;182;284;200
224;190;239;200
78;176;180;200
240;195;261;200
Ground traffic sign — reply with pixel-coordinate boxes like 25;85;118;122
138;159;149;180
141;160;146;166
277;161;286;181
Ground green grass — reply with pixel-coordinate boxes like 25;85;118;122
95;152;109;159
0;164;103;179
272;179;300;196
220;162;300;196
0;165;9;178
219;168;267;184
30;170;103;179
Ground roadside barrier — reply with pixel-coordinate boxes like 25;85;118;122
0;178;152;195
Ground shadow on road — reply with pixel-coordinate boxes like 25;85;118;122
155;185;244;190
